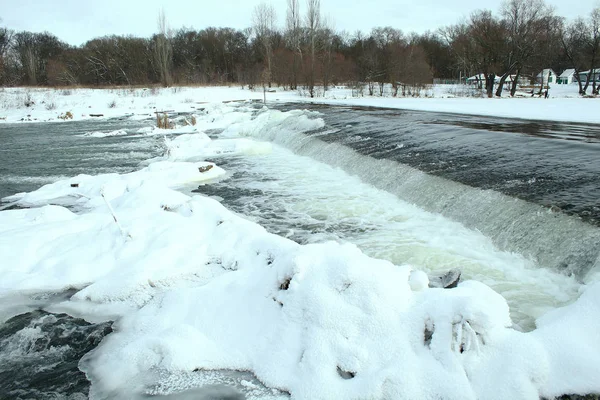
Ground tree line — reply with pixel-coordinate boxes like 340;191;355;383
0;0;598;96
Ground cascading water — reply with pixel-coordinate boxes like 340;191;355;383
229;105;600;282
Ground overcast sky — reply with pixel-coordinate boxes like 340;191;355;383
1;0;597;45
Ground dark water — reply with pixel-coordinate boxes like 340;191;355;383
0;309;112;399
275;104;600;225
238;104;600;279
0;118;162;201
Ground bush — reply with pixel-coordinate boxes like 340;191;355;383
45;102;57;111
58;111;73;120
108;100;117;108
24;92;34;107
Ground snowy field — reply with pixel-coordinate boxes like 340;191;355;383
0;83;599;125
1;88;600;399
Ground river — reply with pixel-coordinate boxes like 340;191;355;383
1;103;599;399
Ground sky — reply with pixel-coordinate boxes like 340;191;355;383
1;0;598;46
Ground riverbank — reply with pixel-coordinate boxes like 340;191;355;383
1;84;599;125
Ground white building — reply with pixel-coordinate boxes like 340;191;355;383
557;68;576;84
536;69;558;85
576;69;600;83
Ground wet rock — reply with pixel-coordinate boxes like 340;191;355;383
428;269;461;289
336;366;356;380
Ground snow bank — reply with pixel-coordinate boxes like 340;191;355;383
4;171;600;399
4;161;224;209
1;103;599;399
1;84;599;125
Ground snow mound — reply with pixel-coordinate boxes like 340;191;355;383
162;133;272;162
222;107;325;140
2;160;224;209
4;173;598;399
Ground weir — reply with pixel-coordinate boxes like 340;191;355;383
246;106;600;281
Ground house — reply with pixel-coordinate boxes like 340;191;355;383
557;68;576;84
466;74;502;85
576;69;600;83
466;74;485;85
536;69;558;84
504;74;530;86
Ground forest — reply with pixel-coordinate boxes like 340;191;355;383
0;0;599;97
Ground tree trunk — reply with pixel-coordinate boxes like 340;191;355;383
495;72;511;97
510;68;521;97
575;69;584;95
485;73;495;98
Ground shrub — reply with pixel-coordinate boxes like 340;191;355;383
45;102;57;111
24;92;34;107
108;100;117;108
58;111;73;120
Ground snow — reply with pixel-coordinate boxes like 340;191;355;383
1;93;599;399
1;83;599;126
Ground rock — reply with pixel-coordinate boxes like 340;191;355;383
428;269;461;289
337;366;356;380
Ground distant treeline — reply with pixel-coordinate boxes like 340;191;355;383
0;0;599;97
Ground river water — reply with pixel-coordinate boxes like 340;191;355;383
1;104;599;398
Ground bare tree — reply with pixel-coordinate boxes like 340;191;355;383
253;2;277;88
154;9;173;87
0;20;13;84
495;0;555;97
469;10;506;97
590;7;600;94
320;17;335;91
560;8;600;95
285;0;302;89
305;0;321;97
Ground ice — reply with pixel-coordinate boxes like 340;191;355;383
82;129;128;138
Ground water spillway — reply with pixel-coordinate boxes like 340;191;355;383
237;104;600;282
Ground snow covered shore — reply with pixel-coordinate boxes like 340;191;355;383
1;103;599;399
1;83;599;125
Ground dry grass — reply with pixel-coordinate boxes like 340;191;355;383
156;113;172;129
58;111;73;120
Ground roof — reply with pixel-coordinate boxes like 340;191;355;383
536;68;557;77
579;68;600;74
466;74;485;80
559;68;575;78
